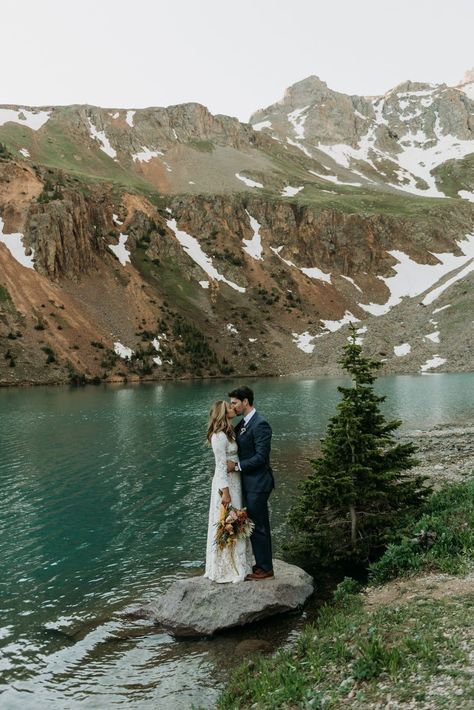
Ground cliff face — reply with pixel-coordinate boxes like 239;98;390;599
0;72;474;385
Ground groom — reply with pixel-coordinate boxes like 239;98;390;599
227;386;275;580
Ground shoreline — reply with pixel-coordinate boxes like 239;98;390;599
400;424;474;485
1;368;474;390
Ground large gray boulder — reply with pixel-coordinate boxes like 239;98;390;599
135;559;313;637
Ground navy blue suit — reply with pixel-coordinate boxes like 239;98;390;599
236;411;274;572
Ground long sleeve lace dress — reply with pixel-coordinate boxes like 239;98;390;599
204;432;253;583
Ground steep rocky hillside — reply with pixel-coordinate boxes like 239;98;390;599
0;71;473;386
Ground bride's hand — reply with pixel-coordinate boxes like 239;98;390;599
221;487;231;507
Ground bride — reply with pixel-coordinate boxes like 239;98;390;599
204;400;253;583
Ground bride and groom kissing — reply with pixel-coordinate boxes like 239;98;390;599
204;386;275;583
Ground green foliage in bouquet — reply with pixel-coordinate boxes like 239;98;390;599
287;324;431;567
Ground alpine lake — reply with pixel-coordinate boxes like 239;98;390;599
1;373;473;709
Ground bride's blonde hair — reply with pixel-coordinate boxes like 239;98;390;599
207;400;235;443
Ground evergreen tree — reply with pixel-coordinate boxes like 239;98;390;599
288;324;430;566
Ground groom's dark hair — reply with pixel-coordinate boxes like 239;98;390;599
229;386;254;405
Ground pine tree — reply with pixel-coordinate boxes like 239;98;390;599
287;323;431;566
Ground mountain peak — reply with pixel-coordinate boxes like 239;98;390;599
282;75;329;105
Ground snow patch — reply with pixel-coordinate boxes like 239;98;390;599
459;82;474;100
309;169;362;187
424;331;440;343
252;120;272;132
132;146;164;162
248;338;257;342
199;280;209;289
19;148;30;158
301;266;332;283
281;185;304;197
108;234;130;266
270;246;331;283
166;219;245;293
126;110;136;128
87;118;117;159
360;234;474;315
235;173;263;188
226;324;238;334
114;342;133;359
287;106;309;140
421;355;446;372
0;108;50;131
458;190;474;203
432;304;451;314
394;343;411;357
422;262;474;305
151;337;163;366
112;213;123;226
243;211;263;260
320;311;358;332
292;331;316;353
0;217;35;269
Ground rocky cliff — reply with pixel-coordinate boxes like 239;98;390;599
0;71;473;385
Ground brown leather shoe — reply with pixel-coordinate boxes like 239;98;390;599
245;569;274;581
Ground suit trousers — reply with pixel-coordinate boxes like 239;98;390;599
244;491;273;572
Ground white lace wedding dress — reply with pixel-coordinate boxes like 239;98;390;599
204;432;253;583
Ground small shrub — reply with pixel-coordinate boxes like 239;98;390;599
0;143;12;161
4;349;15;367
0;285;12;303
41;345;56;364
333;577;362;606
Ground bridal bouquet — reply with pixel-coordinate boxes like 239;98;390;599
215;492;254;550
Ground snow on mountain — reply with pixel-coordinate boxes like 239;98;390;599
87;117;117;159
251;74;474;201
0;108;50;131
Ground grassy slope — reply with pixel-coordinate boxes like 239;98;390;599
217;479;474;710
2;116;471;222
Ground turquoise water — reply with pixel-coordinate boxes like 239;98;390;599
0;373;473;708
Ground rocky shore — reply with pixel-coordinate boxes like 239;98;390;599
400;424;474;485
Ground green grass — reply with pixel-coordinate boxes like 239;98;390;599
186;140;215;153
434;154;474;198
218;585;474;709
132;245;200;308
217;478;474;710
0;118;160;195
369;479;474;584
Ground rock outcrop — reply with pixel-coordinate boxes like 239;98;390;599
133;560;313;637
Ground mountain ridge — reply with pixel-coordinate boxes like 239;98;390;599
0;70;473;386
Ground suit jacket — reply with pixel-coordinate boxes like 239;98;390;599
236;411;274;493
